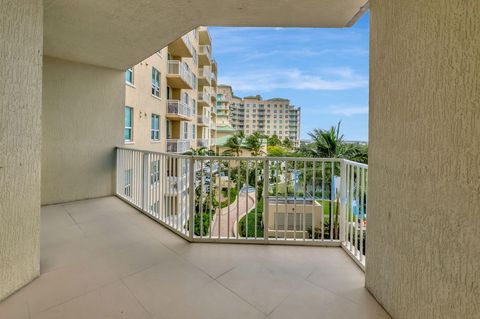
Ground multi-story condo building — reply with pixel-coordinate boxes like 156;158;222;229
124;26;218;154
217;88;301;146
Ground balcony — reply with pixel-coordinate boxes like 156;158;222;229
210;122;217;130
166;139;190;153
168;34;193;58
198;67;211;86
198;45;212;65
167;60;194;89
210;71;217;86
197;91;211;106
198;26;212;45
167;100;192;120
197;115;210;126
197;138;209;148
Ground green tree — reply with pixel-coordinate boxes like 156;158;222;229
184;146;215;156
304;121;359;159
222;132;245;157
267;134;282;146
244;132;265;156
267;145;287;157
282;137;294;150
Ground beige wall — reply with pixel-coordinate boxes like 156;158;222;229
42;57;124;205
367;1;480;318
0;0;43;301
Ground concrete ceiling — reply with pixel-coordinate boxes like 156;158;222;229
44;0;369;70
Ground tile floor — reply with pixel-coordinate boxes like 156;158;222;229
0;196;390;319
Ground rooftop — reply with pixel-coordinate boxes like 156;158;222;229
0;196;389;319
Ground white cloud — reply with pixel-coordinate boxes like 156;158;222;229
327;105;369;116
218;67;368;91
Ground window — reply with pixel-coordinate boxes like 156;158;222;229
124;106;133;142
183;122;188;139
192;99;197;115
151;114;160;141
125;68;134;85
151;67;160;97
166;120;172;139
124;169;132;196
192;124;196;139
150;160;160;184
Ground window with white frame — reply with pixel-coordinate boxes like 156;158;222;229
151;114;160;141
151;67;160;97
192;124;196;139
150;160;160;184
183;122;188;139
125;68;134;85
124;106;133;142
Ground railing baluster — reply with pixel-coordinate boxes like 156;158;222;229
312;161;316;241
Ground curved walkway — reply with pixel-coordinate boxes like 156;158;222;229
211;191;256;238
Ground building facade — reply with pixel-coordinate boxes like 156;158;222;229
124;27;218;153
216;88;301;146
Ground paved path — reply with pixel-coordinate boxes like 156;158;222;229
211;191;256;238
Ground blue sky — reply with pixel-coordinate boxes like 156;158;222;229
209;13;370;141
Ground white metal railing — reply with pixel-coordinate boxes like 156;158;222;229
210;122;217;130
166;139;190;153
116;148;368;269
197;115;210;126
210;72;217;83
181;35;193;56
198;91;211;103
199;67;211;83
167;100;192;118
167;60;194;88
199;45;212;61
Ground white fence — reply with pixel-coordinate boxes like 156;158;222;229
116;147;368;269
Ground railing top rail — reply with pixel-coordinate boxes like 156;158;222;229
343;159;369;168
116;146;367;167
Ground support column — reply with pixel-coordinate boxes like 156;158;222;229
0;0;43;301
367;1;480;318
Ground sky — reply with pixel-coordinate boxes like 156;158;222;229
209;13;370;142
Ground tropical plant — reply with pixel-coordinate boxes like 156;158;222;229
244;132;265;156
184;146;215;156
282;137;294;149
267;145;287;157
267;134;282;147
223;132;245;157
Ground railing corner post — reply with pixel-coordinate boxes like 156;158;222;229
339;159;347;243
263;159;270;242
142;152;149;211
188;156;195;241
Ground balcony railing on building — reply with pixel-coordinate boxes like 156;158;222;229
167;60;194;89
168;34;193;58
166;139;190;153
167;100;192;120
197;115;210;126
210;122;217;130
116;148;368;270
198;45;212;65
197;91;211;106
198;67;211;86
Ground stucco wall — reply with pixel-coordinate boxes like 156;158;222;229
42;57;124;204
367;1;480;318
0;0;43;301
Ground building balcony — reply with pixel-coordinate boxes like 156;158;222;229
197;138;209;148
198;45;212;66
210;72;217;86
168;34;193;58
197;115;210;126
166;139;190;153
198;26;212;45
167;60;194;89
198;67;211;86
210;122;217;130
197;91;211;106
167;100;193;120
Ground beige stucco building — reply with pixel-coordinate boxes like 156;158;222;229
124;27;218;154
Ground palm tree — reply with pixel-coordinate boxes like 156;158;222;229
305;121;355;159
267;134;281;147
223;132;245;157
244;132;265;156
